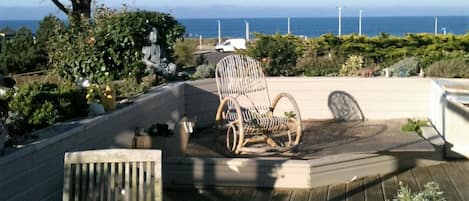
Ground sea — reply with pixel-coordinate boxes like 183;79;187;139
1;16;469;38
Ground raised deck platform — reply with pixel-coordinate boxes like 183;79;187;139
164;119;445;188
164;161;469;201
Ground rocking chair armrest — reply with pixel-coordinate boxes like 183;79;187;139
215;96;245;125
270;92;302;119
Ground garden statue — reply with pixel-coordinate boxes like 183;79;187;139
142;27;176;76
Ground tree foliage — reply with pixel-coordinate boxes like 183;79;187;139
245;33;301;76
51;0;91;18
0;27;42;74
244;32;469;78
48;8;185;84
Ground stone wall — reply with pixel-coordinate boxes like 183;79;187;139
185;77;431;127
0;83;184;201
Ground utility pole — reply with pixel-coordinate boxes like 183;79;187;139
434;17;438;35
245;21;250;41
359;9;362;36
217;20;221;45
287;17;291;34
338;7;342;37
199;35;202;50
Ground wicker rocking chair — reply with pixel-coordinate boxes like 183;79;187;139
215;55;302;154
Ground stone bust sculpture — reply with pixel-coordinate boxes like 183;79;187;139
142;27;176;76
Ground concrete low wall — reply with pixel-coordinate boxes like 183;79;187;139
0;77;434;199
0;83;184;201
164;152;441;188
428;79;469;158
185;77;431;127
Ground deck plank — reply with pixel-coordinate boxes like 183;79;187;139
455;161;469;180
381;174;398;201
364;176;384;201
327;183;346;201
290;189;309;201
459;161;469;173
253;188;273;201
164;187;203;201
202;187;241;201
162;162;469;201
412;167;433;191
346;178;365;201
271;189;292;201
426;165;462;201
234;187;257;201
441;163;469;201
308;186;328;201
396;170;419;193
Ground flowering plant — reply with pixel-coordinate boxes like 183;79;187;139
86;84;116;111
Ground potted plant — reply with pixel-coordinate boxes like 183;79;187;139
101;84;116;111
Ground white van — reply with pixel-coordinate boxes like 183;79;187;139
215;38;246;52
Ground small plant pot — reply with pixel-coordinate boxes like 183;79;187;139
101;85;116;111
101;96;116;111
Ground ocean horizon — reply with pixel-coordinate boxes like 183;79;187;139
1;16;468;38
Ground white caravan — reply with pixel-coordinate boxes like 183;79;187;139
215;38;246;52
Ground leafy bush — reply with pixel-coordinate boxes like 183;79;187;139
0;27;43;74
173;39;197;67
420;51;465;69
35;15;66;69
401;118;428;135
296;55;341;76
115;75;157;99
425;57;469;78
389;57;419;77
192;64;215;79
48;8;185;85
393;181;446;201
340;55;364;76
246;34;301;76
6;81;87;137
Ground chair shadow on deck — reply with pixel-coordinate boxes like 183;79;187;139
328;90;365;122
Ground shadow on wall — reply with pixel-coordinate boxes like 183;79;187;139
328;90;365;121
184;81;220;127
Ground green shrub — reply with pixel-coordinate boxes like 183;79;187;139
173;39;197;67
419;51;468;69
389;57;419;77
296;55;341;76
425;57;469;78
192;64;215;79
401;118;428;135
115;75;157;99
35;15;66;70
6;81;87;137
246;33;301;76
48;8;185;85
393;181;446;201
340;55;364;76
0;27;42;74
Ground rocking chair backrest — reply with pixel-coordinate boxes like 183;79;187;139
215;55;271;121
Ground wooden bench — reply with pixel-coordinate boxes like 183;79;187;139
63;149;162;201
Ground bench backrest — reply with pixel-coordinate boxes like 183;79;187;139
63;149;162;201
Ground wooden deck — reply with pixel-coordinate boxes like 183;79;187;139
164;160;469;201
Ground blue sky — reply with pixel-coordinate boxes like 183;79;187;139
0;0;468;19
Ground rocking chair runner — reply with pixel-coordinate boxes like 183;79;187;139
215;55;303;154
